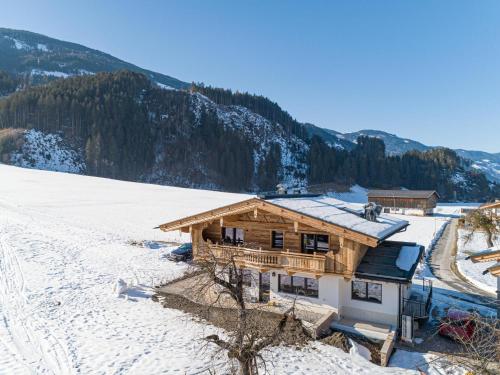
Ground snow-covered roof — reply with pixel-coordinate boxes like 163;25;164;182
265;196;408;240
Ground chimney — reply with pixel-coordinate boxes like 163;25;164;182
364;202;382;222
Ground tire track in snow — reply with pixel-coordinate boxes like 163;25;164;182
0;227;74;374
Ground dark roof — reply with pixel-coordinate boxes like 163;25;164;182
355;241;424;282
368;189;439;199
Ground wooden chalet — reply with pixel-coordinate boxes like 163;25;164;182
367;190;439;216
479;200;500;222
159;194;430;336
469;249;500;316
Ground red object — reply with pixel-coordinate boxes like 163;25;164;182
438;309;476;342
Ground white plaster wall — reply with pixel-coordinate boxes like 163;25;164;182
258;270;406;327
339;278;401;327
268;271;341;313
387;207;428;216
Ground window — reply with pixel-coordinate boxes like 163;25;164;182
384;208;390;213
278;275;319;298
271;231;284;248
222;227;244;245
301;234;329;253
352;280;382;303
316;235;329;251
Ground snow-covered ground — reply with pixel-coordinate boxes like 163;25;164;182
0;165;424;374
327;184;368;203
456;229;498;295
0;164;475;374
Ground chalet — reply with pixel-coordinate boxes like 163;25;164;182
468;249;500;316
479;200;500;223
159;194;430;339
367;190;439;216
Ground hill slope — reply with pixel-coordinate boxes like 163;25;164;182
0;28;497;200
0;28;188;90
0;71;496;201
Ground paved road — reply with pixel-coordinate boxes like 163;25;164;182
428;218;497;308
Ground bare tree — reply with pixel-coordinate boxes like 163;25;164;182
441;312;500;375
189;252;303;375
464;210;499;248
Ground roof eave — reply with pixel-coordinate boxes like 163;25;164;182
375;221;410;245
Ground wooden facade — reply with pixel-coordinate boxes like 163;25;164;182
367;190;439;216
479;200;500;222
160;198;378;278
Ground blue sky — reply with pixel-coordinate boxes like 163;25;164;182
1;1;499;152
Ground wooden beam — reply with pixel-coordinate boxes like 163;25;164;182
469;250;500;263
294;221;299;233
488;264;500;277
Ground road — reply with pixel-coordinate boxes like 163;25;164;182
428;218;497;308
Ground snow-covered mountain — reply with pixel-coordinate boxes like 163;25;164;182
0;28;188;89
342;129;428;154
0;28;497;199
341;129;500;183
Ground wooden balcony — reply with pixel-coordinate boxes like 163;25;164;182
197;241;345;276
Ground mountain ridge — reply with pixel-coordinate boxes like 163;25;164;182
0;27;188;89
0;28;497;200
340;129;499;182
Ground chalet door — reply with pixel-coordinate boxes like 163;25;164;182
259;272;270;302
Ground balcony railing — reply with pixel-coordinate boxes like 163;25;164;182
197;241;345;275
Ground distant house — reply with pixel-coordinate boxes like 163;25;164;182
159;194;431;343
468;249;500;316
367;190;439;216
478;200;500;222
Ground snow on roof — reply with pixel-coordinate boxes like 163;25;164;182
396;245;421;271
266;196;408;240
356;241;423;281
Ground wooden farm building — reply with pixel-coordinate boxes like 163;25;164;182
367;190;439;216
159;194;431;340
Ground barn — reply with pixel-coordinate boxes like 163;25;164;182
367;190;439;216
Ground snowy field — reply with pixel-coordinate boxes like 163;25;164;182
0;164;467;374
456;229;498;295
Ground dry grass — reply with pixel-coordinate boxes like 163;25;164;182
0;128;25;162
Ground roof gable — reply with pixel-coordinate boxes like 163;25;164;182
159;196;408;247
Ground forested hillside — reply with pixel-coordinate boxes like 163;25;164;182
0;28;188;90
0;70;497;201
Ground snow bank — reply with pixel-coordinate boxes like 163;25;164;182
348;339;372;361
327;185;368;204
396;246;420;271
